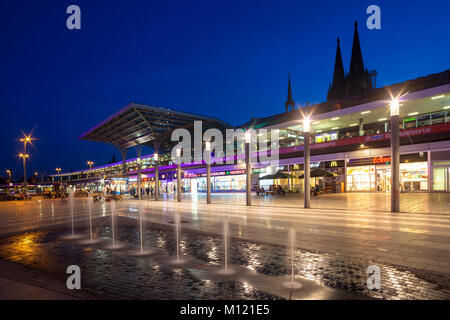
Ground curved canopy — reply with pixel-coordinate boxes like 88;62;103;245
79;103;231;152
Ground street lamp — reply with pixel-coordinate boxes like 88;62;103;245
303;117;311;209
390;98;400;212
19;134;34;191
205;141;212;204
245;131;251;206
87;161;94;170
6;169;12;182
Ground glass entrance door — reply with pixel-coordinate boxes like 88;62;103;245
376;167;391;192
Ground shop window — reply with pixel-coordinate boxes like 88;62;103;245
433;167;447;191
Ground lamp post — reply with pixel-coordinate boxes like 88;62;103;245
245;131;251;206
137;156;142;200
56;168;62;180
205;141;212;204
154;153;159;201
19;153;30;189
19;135;32;192
87;161;94;170
6;169;12;182
176;148;181;202
303;118;311;208
390;98;400;212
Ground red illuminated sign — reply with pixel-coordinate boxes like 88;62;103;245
372;156;391;164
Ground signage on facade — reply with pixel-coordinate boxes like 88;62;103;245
372;156;391;164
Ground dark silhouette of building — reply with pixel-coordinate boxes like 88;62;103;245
327;37;346;101
285;73;295;112
108;153;116;164
327;21;377;102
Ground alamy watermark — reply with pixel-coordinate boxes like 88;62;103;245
366;265;381;290
366;5;381;30
66;265;81;289
170;121;281;166
66;5;81;30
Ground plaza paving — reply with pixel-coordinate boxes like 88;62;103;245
0;192;449;299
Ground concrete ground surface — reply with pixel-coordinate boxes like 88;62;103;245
0;192;449;299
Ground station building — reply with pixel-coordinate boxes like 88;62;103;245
51;23;450;194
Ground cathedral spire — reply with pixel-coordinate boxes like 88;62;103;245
346;20;372;96
285;73;295;112
327;37;346;101
348;21;365;80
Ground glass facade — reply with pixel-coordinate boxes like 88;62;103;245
347;162;428;192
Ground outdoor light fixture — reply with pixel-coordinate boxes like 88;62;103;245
331;117;340;121
378;118;388;122
444;106;450;110
331;127;339;130
176;148;181;157
390;98;400;116
303;118;310;132
350;123;358;127
431;95;445;100
361;111;371;114
205;141;211;151
408;112;419;116
245;131;251;143
153;153;159;161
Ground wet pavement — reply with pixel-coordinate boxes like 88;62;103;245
0;193;450;299
0;216;449;300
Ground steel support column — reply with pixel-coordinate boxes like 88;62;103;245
391;114;400;212
304;131;311;208
154;163;159;201
135;145;142;200
207;163;212;204
177;163;181;202
245;142;251;206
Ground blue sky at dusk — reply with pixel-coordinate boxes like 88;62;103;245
1;0;449;178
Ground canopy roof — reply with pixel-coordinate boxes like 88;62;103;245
300;168;337;178
79;103;231;152
259;172;295;180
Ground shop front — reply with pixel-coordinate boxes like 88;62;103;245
346;154;428;192
185;170;247;193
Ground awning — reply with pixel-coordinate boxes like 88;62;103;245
259;172;295;180
299;168;337;178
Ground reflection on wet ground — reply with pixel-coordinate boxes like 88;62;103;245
0;218;449;300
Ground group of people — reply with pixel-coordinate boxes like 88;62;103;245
130;186;154;198
256;185;286;196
